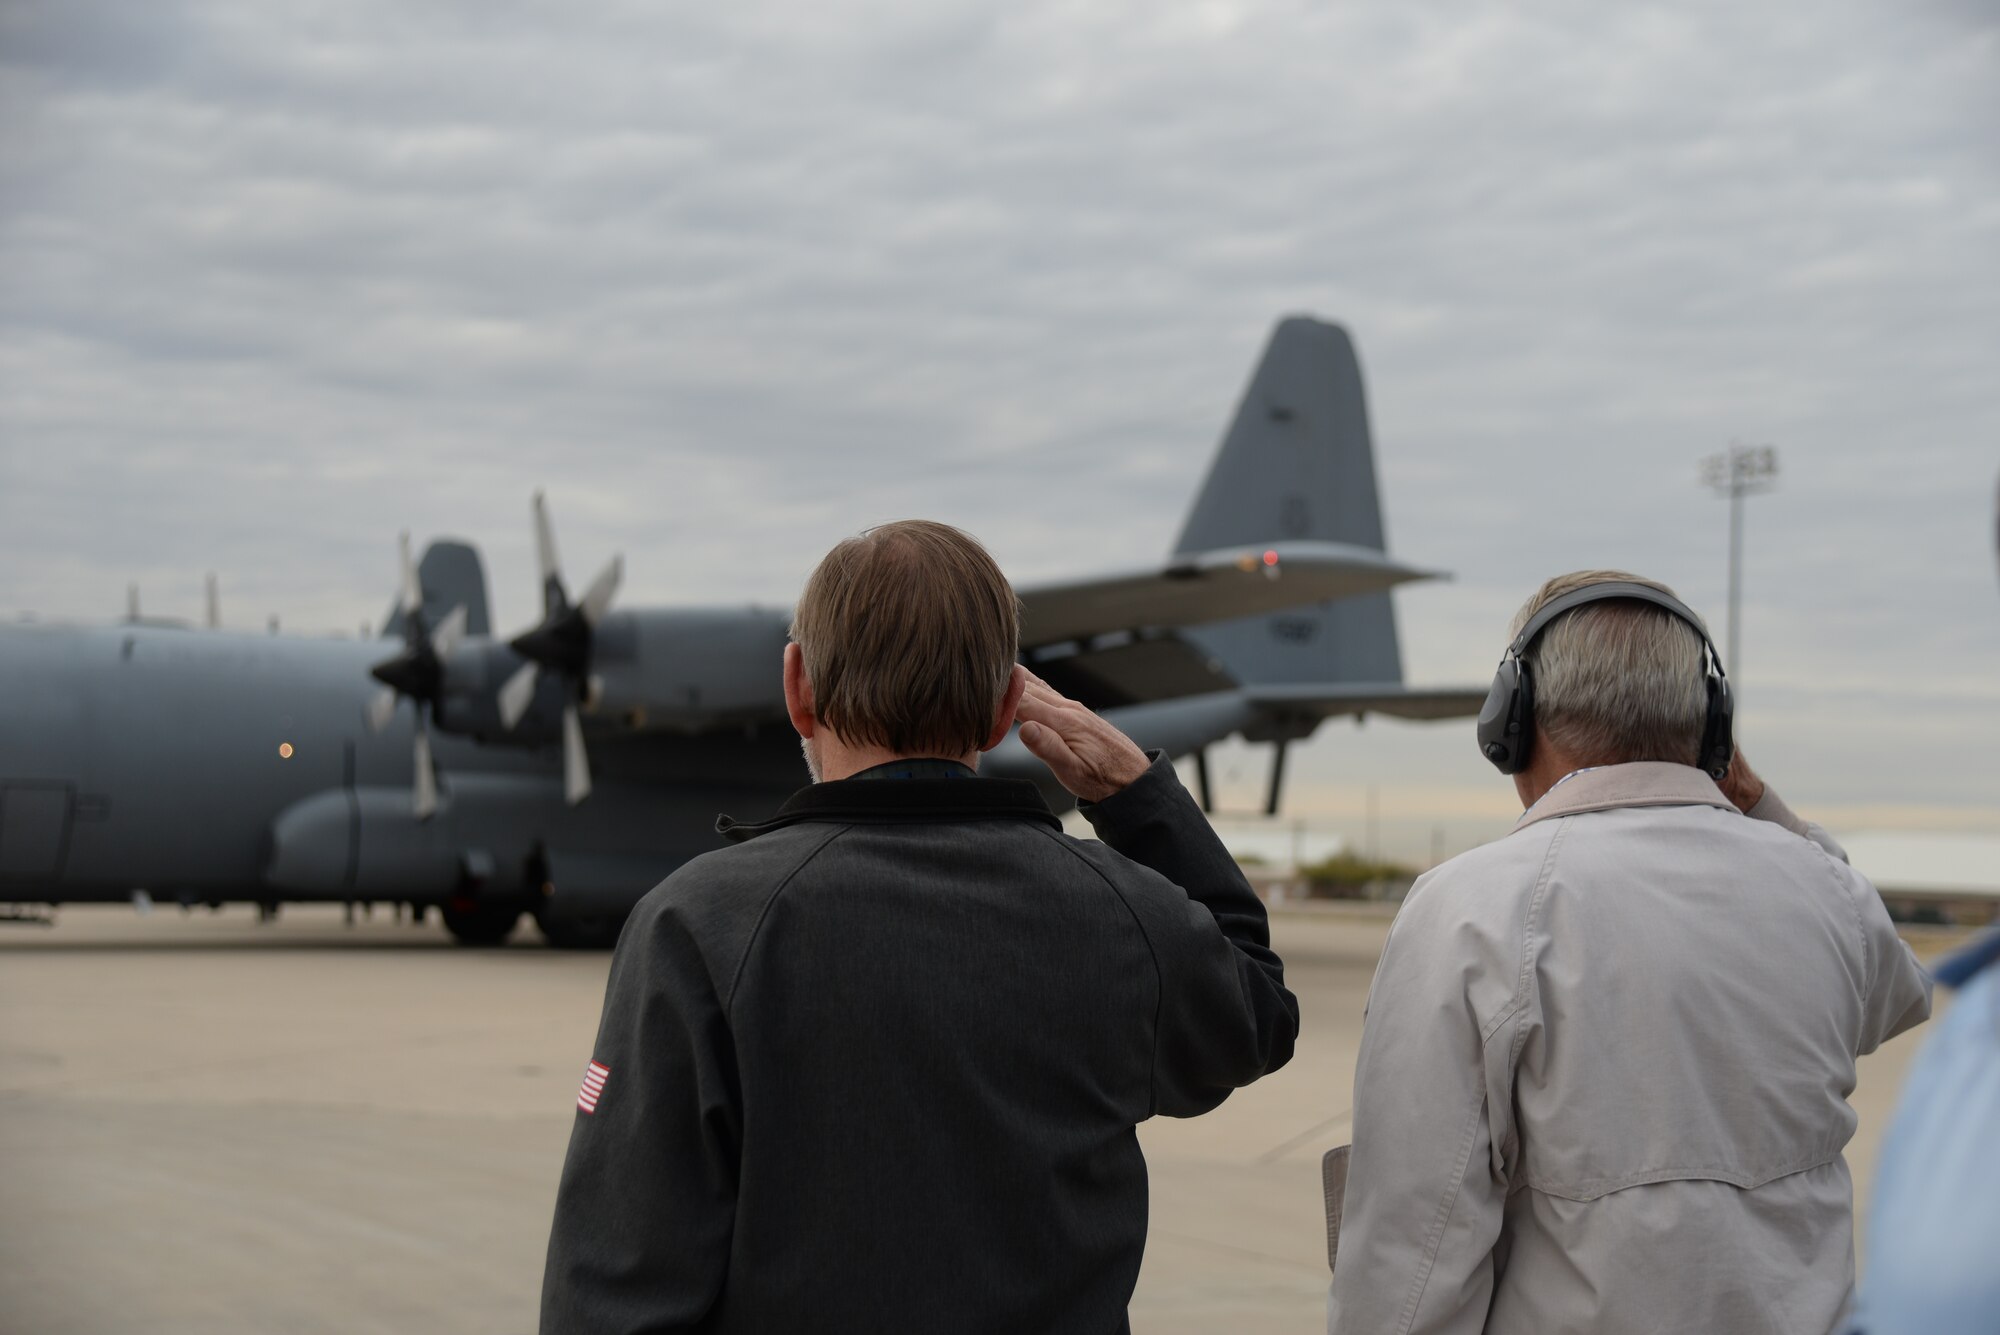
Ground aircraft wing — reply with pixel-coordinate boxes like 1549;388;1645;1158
1015;540;1440;648
1243;681;1490;721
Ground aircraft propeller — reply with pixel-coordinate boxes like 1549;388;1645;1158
495;492;622;806
366;533;468;820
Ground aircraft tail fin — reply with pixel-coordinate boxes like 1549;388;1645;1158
381;540;493;640
1173;316;1404;687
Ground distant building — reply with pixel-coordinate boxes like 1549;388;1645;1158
1241;831;2000;921
1839;831;2000;926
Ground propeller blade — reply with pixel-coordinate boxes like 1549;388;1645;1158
497;660;539;730
532;490;567;613
430;603;468;659
561;704;591;806
578;555;622;626
398;531;424;618
366;686;399;734
413;725;439;820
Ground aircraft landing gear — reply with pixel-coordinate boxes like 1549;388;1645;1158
440;900;521;946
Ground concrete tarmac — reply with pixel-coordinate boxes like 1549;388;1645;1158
0;903;1954;1334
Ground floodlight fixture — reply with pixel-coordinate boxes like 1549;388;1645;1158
1700;441;1780;681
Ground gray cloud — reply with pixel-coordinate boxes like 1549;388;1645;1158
3;0;1996;843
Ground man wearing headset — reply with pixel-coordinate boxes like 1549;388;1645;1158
1326;570;1931;1335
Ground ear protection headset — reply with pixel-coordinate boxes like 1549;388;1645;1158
1475;580;1735;779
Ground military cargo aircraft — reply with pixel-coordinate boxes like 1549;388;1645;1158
0;317;1484;946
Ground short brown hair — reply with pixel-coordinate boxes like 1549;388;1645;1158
1508;569;1709;767
791;520;1021;756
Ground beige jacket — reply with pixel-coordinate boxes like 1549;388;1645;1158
1327;764;1931;1335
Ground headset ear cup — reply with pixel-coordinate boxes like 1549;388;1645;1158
1703;673;1735;779
1475;661;1516;772
1476;658;1531;775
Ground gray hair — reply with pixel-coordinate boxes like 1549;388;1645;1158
1508;569;1709;768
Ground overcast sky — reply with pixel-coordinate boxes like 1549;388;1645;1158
3;0;1995;854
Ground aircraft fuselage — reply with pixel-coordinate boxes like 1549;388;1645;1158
0;621;806;938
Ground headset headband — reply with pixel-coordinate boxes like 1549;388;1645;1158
1508;580;1726;676
1478;577;1736;779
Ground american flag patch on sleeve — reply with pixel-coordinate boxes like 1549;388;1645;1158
577;1061;610;1114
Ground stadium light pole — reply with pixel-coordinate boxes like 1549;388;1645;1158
1700;442;1779;681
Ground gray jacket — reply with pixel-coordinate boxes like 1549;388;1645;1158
1328;763;1932;1335
541;754;1298;1335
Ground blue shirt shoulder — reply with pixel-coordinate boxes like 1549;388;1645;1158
1847;928;2000;1335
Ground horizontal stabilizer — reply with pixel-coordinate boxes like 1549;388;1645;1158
982;690;1262;787
1016;541;1439;649
1243;682;1489;722
982;682;1483;804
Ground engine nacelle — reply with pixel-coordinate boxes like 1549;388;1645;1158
416;606;793;747
588;606;793;732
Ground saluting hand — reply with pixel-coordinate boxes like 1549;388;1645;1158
1014;670;1152;804
1717;746;1766;815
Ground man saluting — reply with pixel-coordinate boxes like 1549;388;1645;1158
541;520;1299;1335
1327;571;1930;1335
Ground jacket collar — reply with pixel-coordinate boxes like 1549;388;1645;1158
716;775;1062;843
1513;761;1736;833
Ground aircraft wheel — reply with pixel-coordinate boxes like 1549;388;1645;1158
440;902;521;947
535;910;627;951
